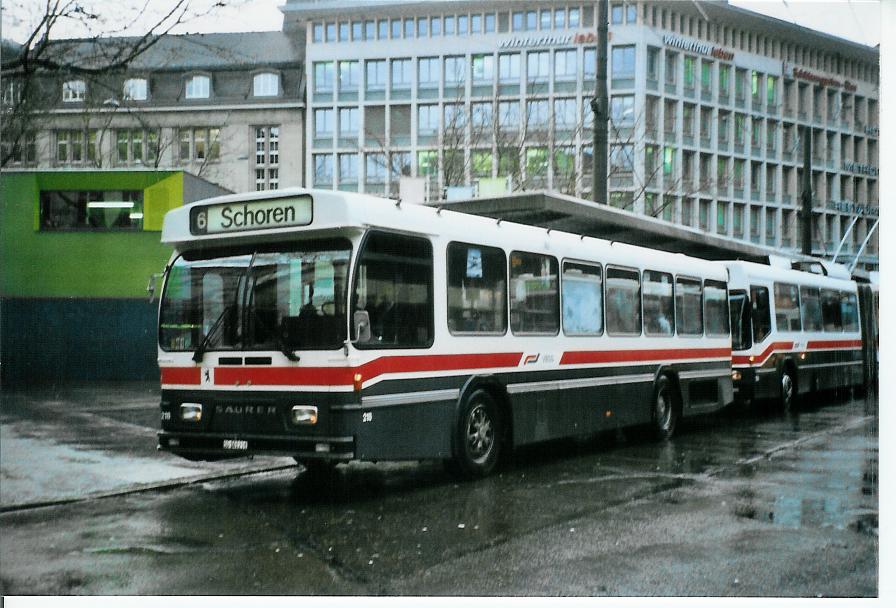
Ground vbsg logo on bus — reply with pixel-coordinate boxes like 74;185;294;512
190;195;313;235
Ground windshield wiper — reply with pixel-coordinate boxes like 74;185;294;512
192;303;234;363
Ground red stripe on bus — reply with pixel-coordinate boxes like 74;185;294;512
731;341;794;366
807;339;863;350
160;367;201;385
560;347;731;366
210;352;525;387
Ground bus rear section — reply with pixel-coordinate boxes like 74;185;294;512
725;260;864;409
156;189;733;477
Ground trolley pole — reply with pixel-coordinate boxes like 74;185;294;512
591;0;609;204
800;126;813;256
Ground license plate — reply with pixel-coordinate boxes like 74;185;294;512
223;439;248;450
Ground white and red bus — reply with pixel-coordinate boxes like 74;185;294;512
724;259;863;409
156;189;733;477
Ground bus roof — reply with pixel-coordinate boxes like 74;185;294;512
723;259;857;292
162;188;727;280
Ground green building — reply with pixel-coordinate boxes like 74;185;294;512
1;169;229;386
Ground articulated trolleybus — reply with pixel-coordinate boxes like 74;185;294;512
725;259;865;409
157;189;732;477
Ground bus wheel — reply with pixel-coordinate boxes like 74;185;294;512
651;375;678;440
780;369;796;411
453;389;502;478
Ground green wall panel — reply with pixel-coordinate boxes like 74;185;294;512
144;173;183;231
1;171;182;298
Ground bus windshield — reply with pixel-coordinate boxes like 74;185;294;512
159;240;351;353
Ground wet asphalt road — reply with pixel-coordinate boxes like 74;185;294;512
0;385;878;596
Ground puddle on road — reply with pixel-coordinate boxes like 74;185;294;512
729;413;877;537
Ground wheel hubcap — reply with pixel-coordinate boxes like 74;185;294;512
466;404;494;463
656;390;671;430
782;374;794;404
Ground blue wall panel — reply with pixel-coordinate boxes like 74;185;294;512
1;298;159;386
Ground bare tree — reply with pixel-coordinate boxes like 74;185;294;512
1;0;227;167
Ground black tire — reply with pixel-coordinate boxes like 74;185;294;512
451;389;503;479
651;375;679;440
779;368;796;412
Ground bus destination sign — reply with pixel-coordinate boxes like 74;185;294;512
190;195;313;235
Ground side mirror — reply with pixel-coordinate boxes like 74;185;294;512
147;272;164;303
353;310;371;342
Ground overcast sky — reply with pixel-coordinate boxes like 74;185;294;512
0;0;882;48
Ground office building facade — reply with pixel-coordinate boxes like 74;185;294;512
284;0;879;269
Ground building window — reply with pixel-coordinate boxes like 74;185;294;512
314;108;334;139
646;46;659;81
444;56;466;85
610;144;634;174
40;190;144;231
568;7;580;27
527;99;549;129
499;53;521;83
313;23;323;42
554;98;576;129
665;52;677;85
339;61;359;92
391;58;412;89
62;80;86;102
610;95;635;127
253;72;280;97
178;127;220;162
313;153;333;186
484;13;495;33
527;51;549;82
123;78;148;101
418;104;439;134
554;49;576;81
339;107;359;138
471;102;493;129
418;57;439;88
115;129;159;165
611;45;635;80
365;153;387;185
683;56;695;89
2;131;36;165
472;54;494;83
338;153;359;185
253;126;280;191
313;62;334;93
185;75;210;99
366;60;387;91
498;100;520;128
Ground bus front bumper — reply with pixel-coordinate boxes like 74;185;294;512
157;431;355;461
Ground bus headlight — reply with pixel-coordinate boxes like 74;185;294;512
291;405;318;425
180;403;203;422
732;370;742;381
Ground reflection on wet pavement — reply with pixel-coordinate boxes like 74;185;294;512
0;390;878;596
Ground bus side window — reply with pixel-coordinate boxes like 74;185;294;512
821;289;843;332
675;276;703;336
643;270;674;336
446;242;507;334
799;286;822;332
606;267;641;335
704;279;730;336
841;291;859;332
510;251;559;335
773;282;801;332
353;231;433;348
750;285;771;343
562;262;603;336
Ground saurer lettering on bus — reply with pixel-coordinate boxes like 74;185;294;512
219;204;296;229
